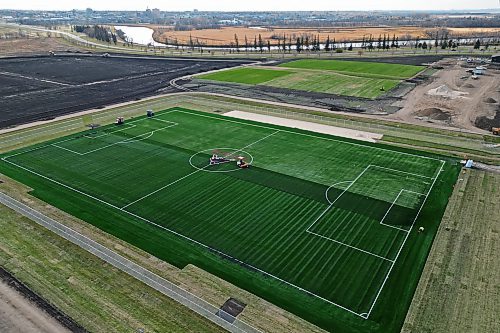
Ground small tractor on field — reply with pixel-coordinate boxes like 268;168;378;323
492;127;500;136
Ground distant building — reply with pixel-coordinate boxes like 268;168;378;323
492;54;500;63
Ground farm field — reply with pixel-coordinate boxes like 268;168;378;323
199;59;423;98
0;108;459;333
153;25;500;46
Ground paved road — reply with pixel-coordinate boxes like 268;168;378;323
0;192;261;333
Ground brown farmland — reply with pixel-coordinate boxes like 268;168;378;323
154;26;500;46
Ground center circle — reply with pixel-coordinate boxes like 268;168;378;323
189;148;254;173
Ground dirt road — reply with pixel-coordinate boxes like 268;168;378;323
0;281;71;333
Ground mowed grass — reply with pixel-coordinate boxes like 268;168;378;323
265;71;400;99
0;108;459;333
279;59;425;80
198;67;292;84
198;59;423;98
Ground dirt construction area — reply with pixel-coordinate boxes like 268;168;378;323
403;169;500;332
0;55;251;128
391;58;500;132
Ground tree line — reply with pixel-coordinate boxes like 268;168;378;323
72;25;117;45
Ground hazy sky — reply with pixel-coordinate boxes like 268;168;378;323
1;0;499;11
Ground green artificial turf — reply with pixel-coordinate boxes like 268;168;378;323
198;67;292;84
0;108;459;333
279;59;425;80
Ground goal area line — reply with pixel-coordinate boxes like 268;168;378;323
0;108;446;319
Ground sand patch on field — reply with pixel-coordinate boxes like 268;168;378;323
224;110;383;142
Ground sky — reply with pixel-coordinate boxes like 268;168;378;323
1;0;499;11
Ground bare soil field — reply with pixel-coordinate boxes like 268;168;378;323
403;169;500;333
0;55;251;128
0;280;72;333
0;37;81;57
154;26;500;46
390;58;500;131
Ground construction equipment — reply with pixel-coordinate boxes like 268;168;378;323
492;127;500;135
116;117;124;125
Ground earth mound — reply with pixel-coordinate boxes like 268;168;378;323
484;97;497;104
427;85;468;99
416;108;451;121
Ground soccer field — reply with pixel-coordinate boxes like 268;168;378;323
0;108;458;332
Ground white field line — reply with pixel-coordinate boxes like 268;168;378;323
121;130;280;210
2;111;179;159
120;169;206;210
402;189;427;196
53;122;178;156
379;189;410;233
1;108;446;319
0;195;261;333
306;165;371;232
306;231;394;263
305;165;398;262
364;160;445;319
51;144;84;156
325;181;353;204
1;151;367;320
175;110;444;163
84;124;137;139
369;165;435;179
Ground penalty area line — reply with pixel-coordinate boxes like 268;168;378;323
2;156;368;320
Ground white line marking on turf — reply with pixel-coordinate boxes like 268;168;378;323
379;189;410;233
0;156;367;320
364;160;445;319
52;123;178;156
5;110;181;158
122;130;280;210
325;181;353;205
369;165;434;179
84;124;137;139
1;108;446;319
120;169;205;210
305;230;394;262
51;144;84;155
0;195;262;333
306;165;371;233
175;110;443;162
305;165;399;262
